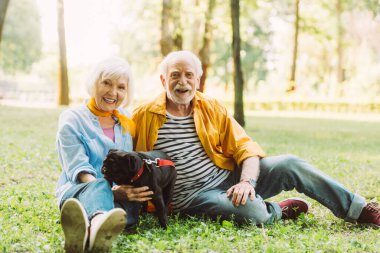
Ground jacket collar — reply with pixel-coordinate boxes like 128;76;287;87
148;92;167;116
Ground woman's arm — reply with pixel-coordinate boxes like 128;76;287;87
56;110;97;183
78;172;97;183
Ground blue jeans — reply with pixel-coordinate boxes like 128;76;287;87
180;155;366;224
59;178;141;226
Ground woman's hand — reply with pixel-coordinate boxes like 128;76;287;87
112;185;154;202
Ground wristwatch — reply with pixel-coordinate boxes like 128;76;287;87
241;178;257;188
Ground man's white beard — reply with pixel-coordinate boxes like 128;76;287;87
165;83;194;105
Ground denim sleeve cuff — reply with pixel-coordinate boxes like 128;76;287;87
271;202;283;221
345;194;366;222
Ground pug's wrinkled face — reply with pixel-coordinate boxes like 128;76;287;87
101;149;143;185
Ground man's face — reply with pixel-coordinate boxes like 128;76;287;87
161;57;200;105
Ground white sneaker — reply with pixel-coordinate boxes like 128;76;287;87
89;208;126;253
60;198;89;253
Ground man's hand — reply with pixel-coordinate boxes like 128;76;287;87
112;185;154;202
226;181;255;207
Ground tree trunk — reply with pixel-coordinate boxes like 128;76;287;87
288;0;300;92
0;0;10;46
160;0;173;56
172;0;183;51
231;0;245;127
57;0;69;105
198;0;216;92
191;0;201;52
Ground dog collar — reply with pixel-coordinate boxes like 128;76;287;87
130;162;145;183
130;159;175;183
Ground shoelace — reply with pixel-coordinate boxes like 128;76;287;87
281;206;300;218
281;206;299;211
366;202;380;215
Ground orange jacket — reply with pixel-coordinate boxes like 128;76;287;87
132;91;266;171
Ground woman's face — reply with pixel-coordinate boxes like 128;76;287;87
94;76;128;112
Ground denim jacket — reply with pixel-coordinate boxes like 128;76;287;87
55;103;133;205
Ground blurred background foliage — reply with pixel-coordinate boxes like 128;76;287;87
0;0;42;74
0;0;380;108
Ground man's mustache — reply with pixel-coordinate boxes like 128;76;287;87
174;83;192;91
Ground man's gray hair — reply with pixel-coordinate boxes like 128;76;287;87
85;57;134;106
159;50;203;78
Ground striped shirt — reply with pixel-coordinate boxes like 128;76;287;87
153;112;230;211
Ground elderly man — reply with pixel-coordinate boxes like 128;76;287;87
132;50;379;227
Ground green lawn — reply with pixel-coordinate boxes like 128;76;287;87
0;105;379;252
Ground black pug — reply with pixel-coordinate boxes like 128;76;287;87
101;149;176;228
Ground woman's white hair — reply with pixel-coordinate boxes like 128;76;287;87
85;57;134;106
159;50;203;78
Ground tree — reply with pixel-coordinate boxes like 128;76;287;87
240;0;271;93
191;0;202;52
57;0;69;105
287;0;300;92
171;0;183;50
160;0;173;56
160;0;182;56
231;0;245;126
209;1;271;95
0;0;10;46
113;1;161;79
0;0;42;73
159;0;216;90
198;0;216;92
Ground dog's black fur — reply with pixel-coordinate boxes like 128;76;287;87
101;149;176;228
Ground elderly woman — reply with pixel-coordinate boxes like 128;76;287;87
56;57;152;253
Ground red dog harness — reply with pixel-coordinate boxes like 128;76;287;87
130;158;175;183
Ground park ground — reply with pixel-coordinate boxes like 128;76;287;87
0;105;379;252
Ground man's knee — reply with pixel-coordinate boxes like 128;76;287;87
268;154;306;175
188;191;272;224
212;194;271;224
234;198;271;224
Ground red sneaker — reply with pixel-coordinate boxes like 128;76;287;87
357;202;380;229
278;198;310;220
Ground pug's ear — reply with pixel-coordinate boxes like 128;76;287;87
122;153;142;173
121;151;133;158
108;149;118;154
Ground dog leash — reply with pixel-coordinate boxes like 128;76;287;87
130;158;175;183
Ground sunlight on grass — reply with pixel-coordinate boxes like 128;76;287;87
0;105;379;252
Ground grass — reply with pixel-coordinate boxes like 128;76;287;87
0;105;379;252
